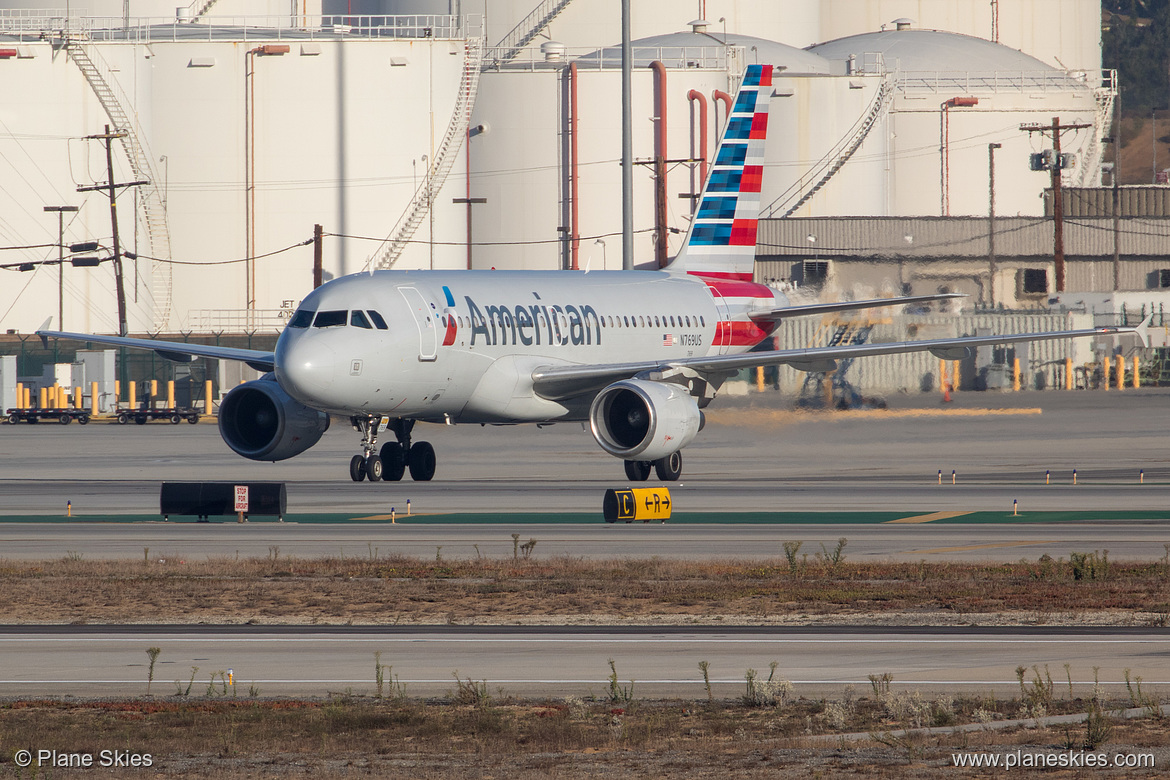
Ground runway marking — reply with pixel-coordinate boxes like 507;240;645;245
0;679;1165;686
911;540;1054;555
350;513;439;521
0;637;1162;644
887;511;972;524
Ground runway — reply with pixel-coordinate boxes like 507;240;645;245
0;625;1165;699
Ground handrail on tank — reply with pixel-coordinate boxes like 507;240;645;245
480;44;739;72
0;13;483;42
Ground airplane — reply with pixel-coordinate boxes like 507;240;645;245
39;64;1146;484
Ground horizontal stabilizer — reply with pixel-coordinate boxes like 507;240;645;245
749;293;965;321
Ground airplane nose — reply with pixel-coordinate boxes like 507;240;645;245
276;337;336;404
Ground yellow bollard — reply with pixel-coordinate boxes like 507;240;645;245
23;386;30;409
91;381;99;416
823;369;834;407
1103;356;1111;391
60;386;68;409
115;379;121;401
167;380;175;410
755;366;764;392
951;360;960;392
73;387;82;409
1133;355;1140;389
204;380;213;416
15;383;23;410
1064;357;1073;390
39;386;47;410
1115;354;1125;390
129;381;136;409
150;380;158;407
1012;358;1021;392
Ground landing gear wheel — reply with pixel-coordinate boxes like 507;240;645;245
408;441;436;481
349;454;367;482
169;414;181;425
654;451;683;481
380;442;406;482
59;414;71;425
365;454;383;482
624;459;652;481
117;413;129;425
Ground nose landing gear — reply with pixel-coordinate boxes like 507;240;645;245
348;416;436;482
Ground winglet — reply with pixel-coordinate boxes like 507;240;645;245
37;317;52;349
1134;313;1153;348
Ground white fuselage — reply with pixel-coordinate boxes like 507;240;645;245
274;269;779;423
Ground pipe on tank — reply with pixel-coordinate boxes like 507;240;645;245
687;89;709;189
651;61;668;268
569;62;580;270
712;89;731;139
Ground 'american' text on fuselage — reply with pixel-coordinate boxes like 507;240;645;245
463;296;602;348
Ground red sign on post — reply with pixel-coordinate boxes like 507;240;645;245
234;485;249;513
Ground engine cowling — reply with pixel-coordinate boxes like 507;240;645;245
588;379;703;461
218;375;330;461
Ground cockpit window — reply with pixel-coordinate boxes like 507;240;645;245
288;309;314;328
313;310;347;328
351;310;372;329
367;310;388;330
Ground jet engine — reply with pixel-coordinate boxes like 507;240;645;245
588;379;703;461
218;375;330;461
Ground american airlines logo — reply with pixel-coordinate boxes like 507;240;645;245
463;296;603;348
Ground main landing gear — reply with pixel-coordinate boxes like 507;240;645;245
623;450;683;482
349;416;437;483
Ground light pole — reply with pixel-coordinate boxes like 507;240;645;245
594;238;606;268
988;142;1001;308
44;205;79;331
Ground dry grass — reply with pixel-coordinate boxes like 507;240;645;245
0;694;1166;778
0;553;1168;625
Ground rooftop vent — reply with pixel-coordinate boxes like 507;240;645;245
540;41;566;61
892;17;914;31
689;19;709;33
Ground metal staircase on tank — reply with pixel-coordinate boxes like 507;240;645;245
65;38;173;328
186;0;220;22
1076;76;1116;187
796;319;882;409
765;78;893;219
368;37;483;271
485;0;576;69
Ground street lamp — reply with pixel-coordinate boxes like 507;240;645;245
43;205;79;330
988;142;1001;308
594;238;607;268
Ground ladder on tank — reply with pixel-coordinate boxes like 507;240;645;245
485;0;576;69
65;38;172;329
367;36;484;271
765;77;893;219
1076;76;1116;188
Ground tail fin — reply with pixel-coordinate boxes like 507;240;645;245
666;63;773;281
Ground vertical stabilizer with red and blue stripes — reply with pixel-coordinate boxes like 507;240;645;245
666;63;772;282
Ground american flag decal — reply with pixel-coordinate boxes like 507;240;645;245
662;334;674;347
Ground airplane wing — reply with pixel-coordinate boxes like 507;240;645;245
747;292;964;320
36;329;276;372
531;319;1149;401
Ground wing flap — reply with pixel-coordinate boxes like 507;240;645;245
36;330;276;371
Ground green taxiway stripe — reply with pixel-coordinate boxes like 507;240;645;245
0;511;1166;524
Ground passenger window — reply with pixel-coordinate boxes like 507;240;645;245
351;310;373;329
700;316;706;327
367;310;388;330
670;316;676;327
288;309;314;328
654;316;661;327
685;316;691;327
314;310;347;328
623;316;629;327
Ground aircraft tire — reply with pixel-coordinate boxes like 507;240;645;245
365;454;383;482
624;459;652;482
408;441;436;482
349;454;366;482
380;442;406;482
654;451;683;481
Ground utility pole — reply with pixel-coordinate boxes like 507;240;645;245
44;204;79;330
987;143;1000;308
77;124;148;337
1021;117;1091;293
313;223;323;289
620;0;633;270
